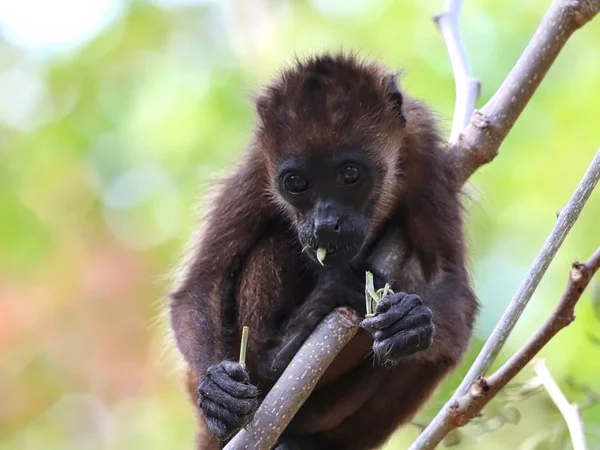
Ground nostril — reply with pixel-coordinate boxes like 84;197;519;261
314;217;340;237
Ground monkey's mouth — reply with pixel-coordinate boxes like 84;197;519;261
322;244;338;255
312;243;357;266
302;238;361;266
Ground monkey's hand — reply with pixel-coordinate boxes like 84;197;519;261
197;361;259;441
360;292;434;365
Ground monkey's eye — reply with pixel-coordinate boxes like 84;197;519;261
337;165;361;185
283;173;309;194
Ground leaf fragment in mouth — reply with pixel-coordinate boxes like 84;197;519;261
316;247;327;265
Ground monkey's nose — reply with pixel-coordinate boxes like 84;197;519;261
314;217;340;243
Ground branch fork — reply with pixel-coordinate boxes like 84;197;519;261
433;0;481;143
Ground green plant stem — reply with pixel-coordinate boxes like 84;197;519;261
239;326;249;370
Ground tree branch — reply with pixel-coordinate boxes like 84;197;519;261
431;245;600;444
222;1;600;447
449;0;600;185
487;246;600;392
225;307;361;450
433;0;481;143
533;359;588;450
409;150;600;449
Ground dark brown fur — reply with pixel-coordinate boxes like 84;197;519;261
169;53;478;449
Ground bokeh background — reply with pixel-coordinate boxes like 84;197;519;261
1;0;600;449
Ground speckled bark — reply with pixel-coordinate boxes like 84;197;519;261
449;0;600;186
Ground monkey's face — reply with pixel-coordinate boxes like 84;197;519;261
275;146;378;266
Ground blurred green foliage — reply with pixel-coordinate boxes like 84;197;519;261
1;1;600;449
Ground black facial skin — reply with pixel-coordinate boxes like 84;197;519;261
276;145;377;266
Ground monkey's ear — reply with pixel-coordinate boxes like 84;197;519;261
253;93;271;121
253;91;288;132
386;75;407;128
253;92;282;129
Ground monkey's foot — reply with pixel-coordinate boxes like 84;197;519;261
197;361;259;440
360;292;434;364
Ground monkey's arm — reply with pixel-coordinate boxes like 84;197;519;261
413;270;477;363
169;154;273;375
361;153;478;367
169;154;274;440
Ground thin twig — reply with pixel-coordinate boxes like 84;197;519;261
448;0;600;185
486;246;600;390
433;0;481;143
533;359;587;450
225;307;361;450
409;150;600;449
239;326;250;370
456;150;600;394
436;245;600;435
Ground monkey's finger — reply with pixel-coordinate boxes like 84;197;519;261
373;325;434;361
361;313;396;332
202;398;255;431
373;310;433;342
375;293;421;315
221;361;251;382
206;361;235;378
200;398;239;426
207;362;254;389
370;292;398;314
207;370;259;399
198;378;258;415
362;302;418;332
204;416;231;441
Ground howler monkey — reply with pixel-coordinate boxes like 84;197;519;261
169;53;478;450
